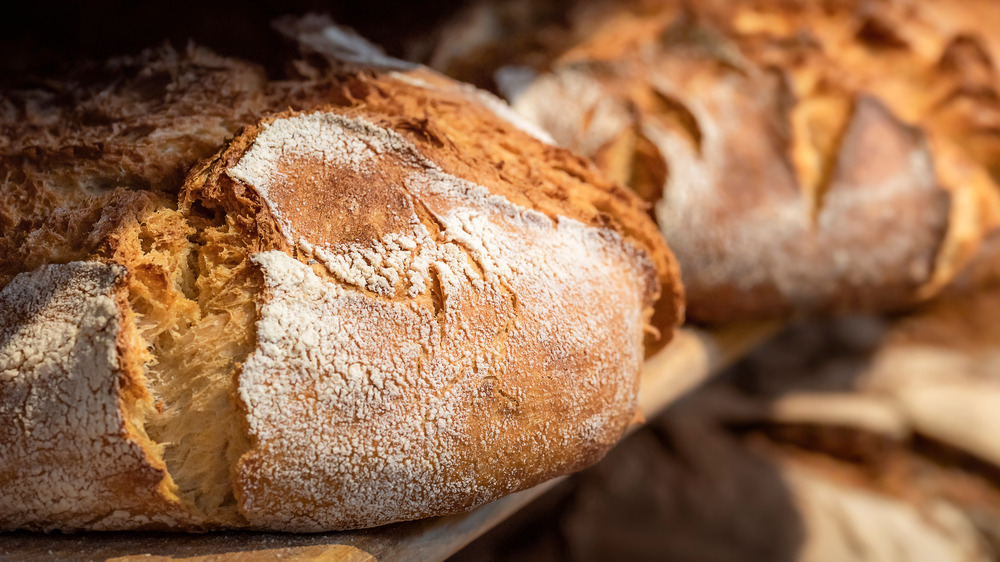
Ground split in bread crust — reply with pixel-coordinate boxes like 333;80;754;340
0;35;680;531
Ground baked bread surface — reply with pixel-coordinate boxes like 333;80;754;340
0;38;679;531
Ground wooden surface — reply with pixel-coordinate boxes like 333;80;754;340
0;323;779;562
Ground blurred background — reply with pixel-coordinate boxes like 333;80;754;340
5;1;1000;560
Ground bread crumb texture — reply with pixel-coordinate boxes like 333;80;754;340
0;41;677;530
0;262;197;530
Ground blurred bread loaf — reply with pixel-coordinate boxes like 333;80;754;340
0;20;680;531
428;0;1000;323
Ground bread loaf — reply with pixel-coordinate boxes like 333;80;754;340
428;0;1000;323
0;22;680;531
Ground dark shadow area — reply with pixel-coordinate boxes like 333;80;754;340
0;0;469;85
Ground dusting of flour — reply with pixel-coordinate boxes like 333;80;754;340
229;111;652;530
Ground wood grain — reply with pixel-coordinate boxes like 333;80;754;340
0;323;778;562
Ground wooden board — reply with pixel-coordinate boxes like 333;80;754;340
0;323;779;562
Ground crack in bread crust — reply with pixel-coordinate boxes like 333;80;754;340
0;262;197;531
0;40;679;531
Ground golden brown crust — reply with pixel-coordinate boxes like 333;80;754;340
181;67;682;340
0;33;678;531
0;47;266;287
186;95;667;529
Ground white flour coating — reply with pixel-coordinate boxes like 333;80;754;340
301;222;491;297
228;112;476;296
307;230;420;295
0;262;182;530
229;111;556;298
231;111;651;530
227;113;392;247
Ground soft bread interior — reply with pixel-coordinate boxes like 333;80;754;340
109;204;259;523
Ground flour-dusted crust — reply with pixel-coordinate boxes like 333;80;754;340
0;262;197;531
193;105;661;530
0;22;679;531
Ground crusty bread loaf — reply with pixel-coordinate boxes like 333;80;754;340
428;0;1000;323
0;23;680;531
